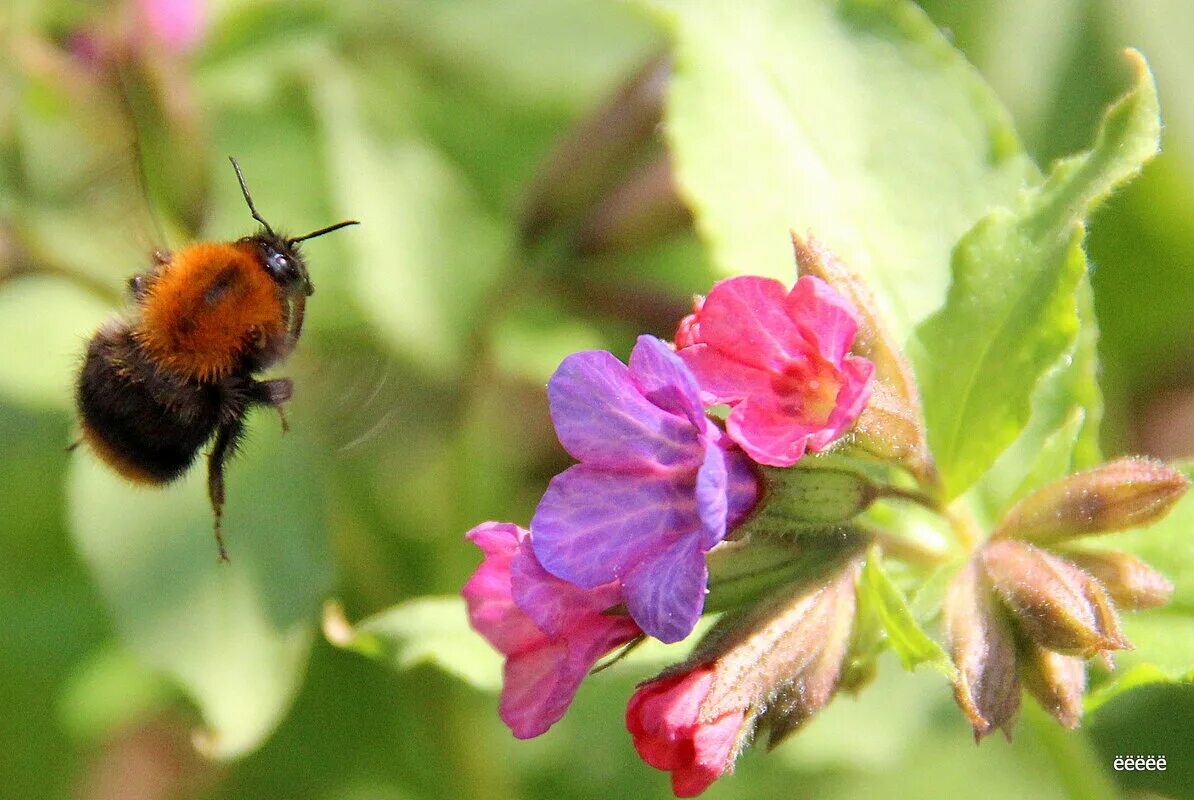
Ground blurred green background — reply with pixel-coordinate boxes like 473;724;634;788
1;0;1192;798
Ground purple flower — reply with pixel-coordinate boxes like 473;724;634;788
531;336;760;643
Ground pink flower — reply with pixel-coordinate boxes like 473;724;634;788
626;667;746;797
463;522;641;738
136;0;207;52
675;275;874;467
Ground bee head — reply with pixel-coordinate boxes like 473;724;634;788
254;234;314;296
228;157;359;297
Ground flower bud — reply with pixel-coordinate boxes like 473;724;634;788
573;155;691;255
791;231;934;481
521;56;670;240
748;464;878;530
1020;644;1086;729
848;381;936;482
760;567;857;748
698;564;859;717
626;667;749;798
993;458;1188;544
704;534;865;614
628;562;860;795
981;541;1130;658
944;562;1020;741
1061;549;1174;610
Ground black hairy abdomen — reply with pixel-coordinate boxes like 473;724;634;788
77;325;224;483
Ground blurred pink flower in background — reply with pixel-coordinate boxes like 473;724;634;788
136;0;207;52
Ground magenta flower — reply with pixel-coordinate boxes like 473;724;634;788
626;667;746;797
530;336;759;644
463;522;641;739
674;275;874;467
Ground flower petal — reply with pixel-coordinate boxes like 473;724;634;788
675;343;774;406
548;350;702;470
807;355;874;451
628;335;708;430
695;442;729;549
627;667;741;796
500;642;575;739
500;605;639;740
785;275;860;363
463;522;548;655
510;536;622;637
724;447;761;528
685;276;807;370
635;728;696;773
725;394;823;467
627;669;714;768
672;712;742;797
622;535;708;643
137;0;206;51
532;465;701;590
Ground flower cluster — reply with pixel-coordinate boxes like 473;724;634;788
946;458;1185;738
463;254;870;772
462;235;1187;796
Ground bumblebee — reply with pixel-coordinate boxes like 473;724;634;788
75;158;357;561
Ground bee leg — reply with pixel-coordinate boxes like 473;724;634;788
275;295;308;362
128;251;172;301
207;417;245;564
250;378;293;434
128;274;150;301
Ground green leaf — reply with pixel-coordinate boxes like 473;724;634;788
310;58;512;377
859;552;955;679
982;407;1086;521
325;596;503;692
1012;409;1088;503
1087;613;1194;712
56;644;177;743
0;276;111;411
67;423;332;759
1067;282;1105;472
915;52;1159;498
1021;702;1122;800
642;0;1036;339
360;0;660;114
975;280;1104;523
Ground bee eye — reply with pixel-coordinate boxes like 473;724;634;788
260;244;306;292
267;252;291;274
264;250;301;285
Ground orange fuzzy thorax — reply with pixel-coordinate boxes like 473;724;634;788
137;241;286;381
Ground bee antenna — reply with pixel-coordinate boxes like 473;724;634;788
228;157;275;236
289;219;361;244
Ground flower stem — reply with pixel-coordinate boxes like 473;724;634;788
944;502;983;550
876;484;940;512
874;482;985;553
863;526;948;566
